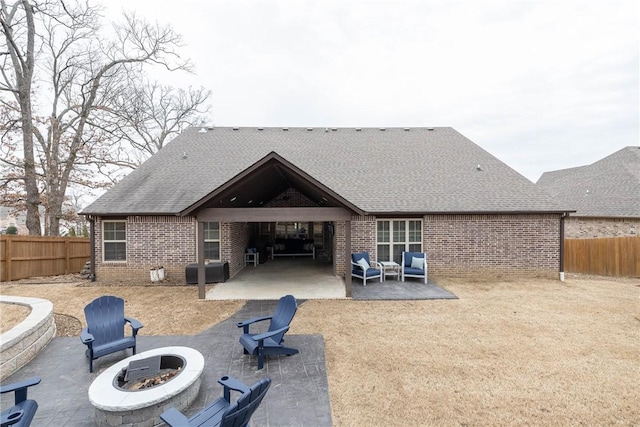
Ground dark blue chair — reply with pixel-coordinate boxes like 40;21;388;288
237;295;298;369
0;376;40;427
351;252;382;286
401;251;428;283
161;375;271;427
80;295;143;373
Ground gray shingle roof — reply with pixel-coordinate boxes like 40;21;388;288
83;127;566;215
537;146;640;218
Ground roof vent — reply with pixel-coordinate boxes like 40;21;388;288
232;127;239;131
282;128;289;131
307;128;313;131
331;128;337;131
198;127;207;133
380;128;386;131
403;128;411;131
476;164;483;171
355;128;362;131
257;127;263;131
427;127;434;131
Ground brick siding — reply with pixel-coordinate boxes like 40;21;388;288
95;216;196;283
565;217;639;239
95;212;561;283
345;214;559;279
424;214;560;279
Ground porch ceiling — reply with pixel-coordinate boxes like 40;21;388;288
186;155;355;212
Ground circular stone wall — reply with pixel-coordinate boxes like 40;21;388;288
0;296;56;381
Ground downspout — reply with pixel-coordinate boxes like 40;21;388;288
88;216;96;282
559;213;566;282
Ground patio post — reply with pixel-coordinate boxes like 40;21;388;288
345;220;351;297
197;221;206;299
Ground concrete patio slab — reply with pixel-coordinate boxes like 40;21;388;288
206;257;457;301
0;300;332;427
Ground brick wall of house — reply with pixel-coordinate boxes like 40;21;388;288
334;220;346;277
95;215;196;283
424;214;560;278
342;214;560;279
565;217;639;238
224;222;251;278
95;212;561;283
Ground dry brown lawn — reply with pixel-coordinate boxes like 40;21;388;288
1;274;639;426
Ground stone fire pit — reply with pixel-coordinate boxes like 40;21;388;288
88;346;204;427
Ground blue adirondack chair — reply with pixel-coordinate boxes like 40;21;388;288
160;375;271;427
0;376;40;427
80;295;143;373
237;295;298;369
401;251;428;283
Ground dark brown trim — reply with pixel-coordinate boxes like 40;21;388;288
345;220;352;297
197;207;353;222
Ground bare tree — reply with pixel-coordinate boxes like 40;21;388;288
0;0;40;234
0;0;209;235
105;81;210;166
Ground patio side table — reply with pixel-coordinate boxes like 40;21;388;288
379;261;400;281
244;252;259;267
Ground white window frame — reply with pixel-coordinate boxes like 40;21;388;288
376;219;423;263
203;222;221;261
102;220;127;262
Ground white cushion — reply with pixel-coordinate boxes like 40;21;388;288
410;256;424;270
357;258;370;270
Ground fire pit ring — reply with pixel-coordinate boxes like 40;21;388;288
88;346;204;427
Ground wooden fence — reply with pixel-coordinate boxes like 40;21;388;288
565;236;640;277
0;235;91;282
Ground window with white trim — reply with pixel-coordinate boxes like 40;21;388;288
204;222;221;260
376;219;422;263
103;221;126;261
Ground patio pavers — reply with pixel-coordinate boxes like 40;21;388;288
1;300;332;427
351;279;458;300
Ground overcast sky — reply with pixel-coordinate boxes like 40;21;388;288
100;0;639;182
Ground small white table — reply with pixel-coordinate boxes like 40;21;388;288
244;252;259;267
379;261;400;281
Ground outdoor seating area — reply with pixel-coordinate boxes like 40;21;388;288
0;299;332;426
0;268;459;426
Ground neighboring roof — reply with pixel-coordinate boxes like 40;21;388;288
83;127;567;216
537;146;640;218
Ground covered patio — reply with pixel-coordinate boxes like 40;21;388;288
206;257;457;301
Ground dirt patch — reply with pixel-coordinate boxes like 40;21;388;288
1;273;639;426
0;303;31;333
54;313;82;337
